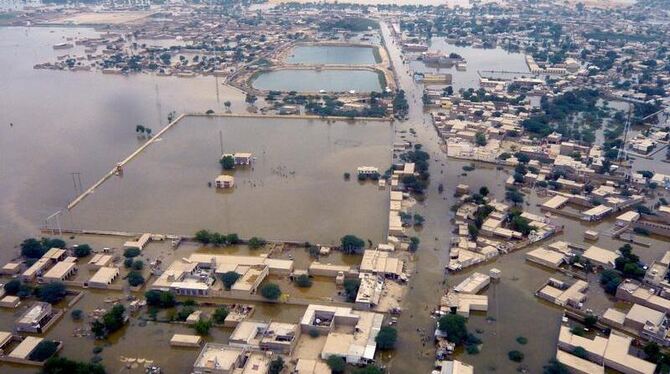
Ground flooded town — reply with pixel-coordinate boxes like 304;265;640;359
0;0;669;373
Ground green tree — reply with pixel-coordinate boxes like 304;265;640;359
212;306;229;324
195;229;212;244
295;274;313;288
145;290;175;308
123;247;140;258
127;271;145;287
131;260;144;271
413;214;425;226
37;282;67;304
221;271;241;290
193;319;212;335
475;132;487;146
248;237;266;249
220;155;235;170
21;238;46;258
375;326;397;350
268;356;285;374
326;356;346;374
71;309;83;321
340;235;365;254
438;314;468;344
43;356;106;374
543;359;569;374
508;350;524;362
643;342;661;362
479;186;490;196
226;233;240;244
41;238;66;249
600;269;622;295
73;244;92;258
4;279;22;295
409;237;420;252
353;366;384;374
572;346;588;359
260;283;282;300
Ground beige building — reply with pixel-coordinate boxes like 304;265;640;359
300;304;383;365
88;267;120;289
192;343;270;374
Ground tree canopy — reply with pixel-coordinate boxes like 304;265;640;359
340;235;365;254
260;283;282;300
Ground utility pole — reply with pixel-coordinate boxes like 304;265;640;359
45;211;62;236
71;172;83;195
219;130;224;156
617;108;632;162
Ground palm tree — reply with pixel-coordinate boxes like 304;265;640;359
145;128;152;137
136;124;145;134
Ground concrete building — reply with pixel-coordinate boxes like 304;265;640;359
215;175;235;189
616;281;670;315
229;321;299;354
537;278;588;308
0;296;20;308
581;205;613;222
355;273;384;310
8;336;44;360
88;254;113;268
359;250;405;279
526;247;566;269
170;334;202;347
16;302;53;333
439;291;488;318
557;325;657;374
88;267;120;289
623;304;665;332
1;262;21;275
603;333;656;374
123;233;151;250
556;349;605;374
152;254;293;297
42;261;77;282
454;273;490;294
192;343;270;374
437;360;475;374
21;258;51;281
582;246;618;269
300;304;383;365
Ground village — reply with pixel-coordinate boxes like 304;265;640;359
0;0;669;373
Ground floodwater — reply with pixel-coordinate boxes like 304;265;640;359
285;45;380;65
251;69;385;92
66;115;393;245
0;26;247;264
411;38;530;91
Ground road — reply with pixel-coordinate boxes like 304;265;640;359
379;20;457;373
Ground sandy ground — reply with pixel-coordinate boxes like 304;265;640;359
50;11;155;25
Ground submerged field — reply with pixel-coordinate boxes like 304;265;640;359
67;115;393;244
